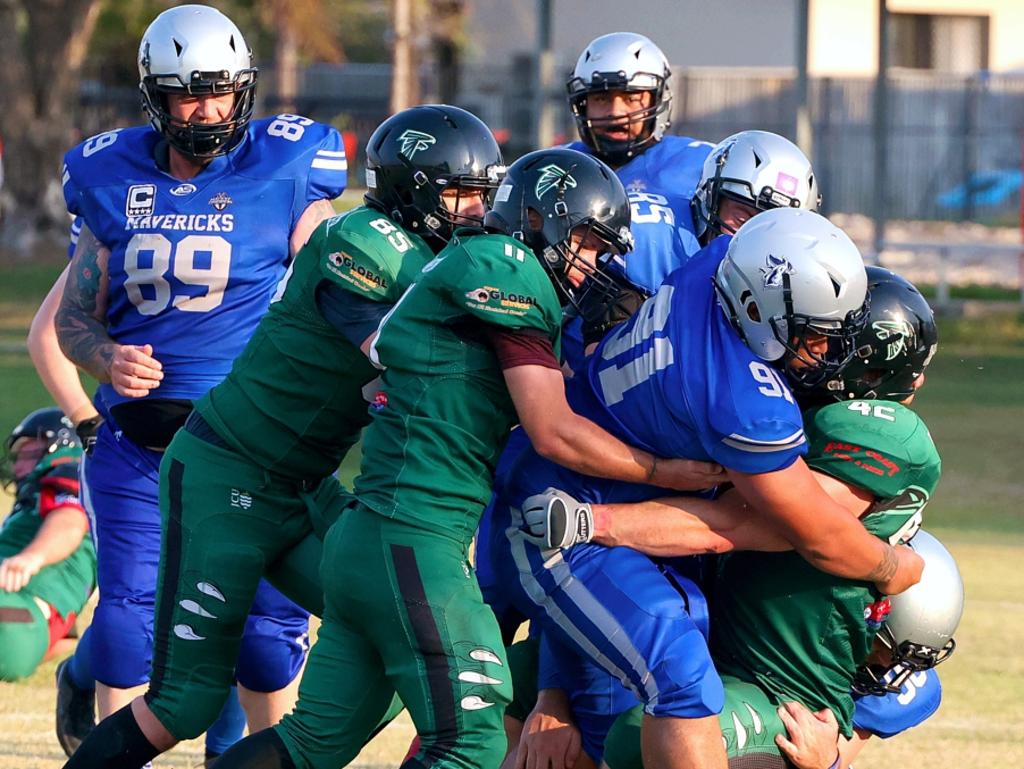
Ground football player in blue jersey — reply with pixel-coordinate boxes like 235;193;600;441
515;267;956;769
34;3;347;759
482;209;925;769
561;32;710;356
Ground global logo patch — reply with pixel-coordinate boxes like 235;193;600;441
535;164;577;199
170;182;197;196
397;129;436;159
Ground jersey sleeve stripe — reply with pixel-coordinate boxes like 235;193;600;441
722;429;806;453
62;165;70;186
315;150;347;157
311;158;348;170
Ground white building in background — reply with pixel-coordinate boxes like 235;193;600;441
465;0;1024;74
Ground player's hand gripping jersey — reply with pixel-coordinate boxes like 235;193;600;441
355;230;563;544
61;116;347;411
196;206;434;481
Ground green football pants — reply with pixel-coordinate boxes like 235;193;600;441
146;427;350;740
0;591;49;681
275;503;512;769
604;675;789;769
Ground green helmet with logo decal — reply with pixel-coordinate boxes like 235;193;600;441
483;148;634;305
364;104;504;252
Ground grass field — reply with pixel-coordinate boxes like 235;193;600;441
0;256;1022;767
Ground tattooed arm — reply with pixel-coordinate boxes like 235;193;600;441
55;223;164;397
289;198;337;257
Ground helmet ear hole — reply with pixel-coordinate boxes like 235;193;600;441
526;207;544;232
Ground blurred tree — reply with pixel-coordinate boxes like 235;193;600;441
0;0;102;256
428;0;467;105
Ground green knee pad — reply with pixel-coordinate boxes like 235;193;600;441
0;591;49;681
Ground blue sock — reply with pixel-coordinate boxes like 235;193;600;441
204;686;247;755
67;626;96;692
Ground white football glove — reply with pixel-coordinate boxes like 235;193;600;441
522;488;594;550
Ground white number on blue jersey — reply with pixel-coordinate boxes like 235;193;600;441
629;191;675;225
368;217;412;253
267;114;314;142
748;362;795;403
896;670;930;705
597;284;674;405
847;402;896;422
123;233;231;315
82;130;122;158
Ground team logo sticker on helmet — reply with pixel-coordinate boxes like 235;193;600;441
535;164;578;199
396;129;436;159
759;253;793;288
873;319;916;361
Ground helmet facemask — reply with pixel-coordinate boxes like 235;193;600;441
567;72;669;166
141;66;257;160
536;215;633;310
852;631;956;697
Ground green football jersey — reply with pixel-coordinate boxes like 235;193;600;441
0;450;96;617
197;207;434;481
354;230;563;546
709;400;940;736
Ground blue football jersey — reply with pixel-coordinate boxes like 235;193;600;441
580;236;806;473
62;115;347;409
568;136;711;293
851;668;942;739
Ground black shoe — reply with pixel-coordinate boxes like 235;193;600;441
55;657;96;757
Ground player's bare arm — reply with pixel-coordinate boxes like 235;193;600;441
56;224;163;397
0;505;89;592
728;458;923;594
27;264;99;425
289;198;337;256
55;224;114;381
504;363;726;492
590;468;873;556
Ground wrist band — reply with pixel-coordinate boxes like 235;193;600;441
826;752;841;769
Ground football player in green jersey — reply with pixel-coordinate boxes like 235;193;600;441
517;267;946;769
61;105;509;769
0;408;95;682
209;147;728;769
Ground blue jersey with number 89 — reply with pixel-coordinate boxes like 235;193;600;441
579;235;807;474
62;116;347;410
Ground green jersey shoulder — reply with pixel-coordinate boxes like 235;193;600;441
805;400;941;542
307;206;434;304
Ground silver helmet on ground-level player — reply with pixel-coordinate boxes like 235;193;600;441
567;32;673;166
853;530;964;696
713;207;869;391
138;4;258;159
694;130;820;242
484;148;634;307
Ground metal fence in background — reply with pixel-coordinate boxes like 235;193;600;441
75;64;1024;227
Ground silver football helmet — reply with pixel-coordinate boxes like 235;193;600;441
713;208;868;390
694;130;820;241
566;32;672;165
138;4;258;159
854;530;964;696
